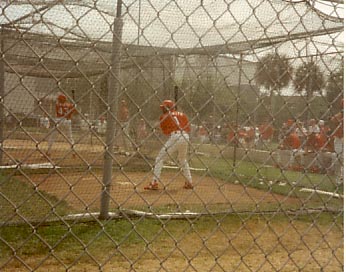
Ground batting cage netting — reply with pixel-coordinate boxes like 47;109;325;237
0;0;344;271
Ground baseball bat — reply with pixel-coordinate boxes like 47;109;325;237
71;89;81;116
71;89;76;102
174;85;179;110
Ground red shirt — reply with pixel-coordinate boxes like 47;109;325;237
238;128;247;139
259;123;274;140
315;133;326;150
283;132;301;149
228;130;235;142
119;104;129;122
56;102;75;120
247;127;255;140
160;110;190;135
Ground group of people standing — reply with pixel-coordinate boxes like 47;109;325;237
277;103;343;183
192;106;343;183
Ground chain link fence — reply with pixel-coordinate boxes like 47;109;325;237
0;0;344;271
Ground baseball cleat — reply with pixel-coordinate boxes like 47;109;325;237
183;183;193;189
144;182;159;190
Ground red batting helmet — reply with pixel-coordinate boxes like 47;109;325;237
160;100;174;111
58;94;67;102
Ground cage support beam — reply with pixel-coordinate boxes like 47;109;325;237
99;0;123;220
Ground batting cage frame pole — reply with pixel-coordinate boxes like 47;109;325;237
233;53;243;167
0;26;5;165
99;0;123;220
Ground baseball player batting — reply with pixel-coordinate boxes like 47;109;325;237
144;99;193;190
46;93;77;157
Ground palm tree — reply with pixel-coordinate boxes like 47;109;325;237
293;60;324;120
255;53;292;118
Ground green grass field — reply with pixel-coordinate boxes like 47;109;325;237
190;155;343;209
0;212;343;271
0;175;71;224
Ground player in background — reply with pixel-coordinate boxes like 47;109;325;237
312;120;330;173
306;118;320;153
115;99;132;152
258;121;274;149
278;119;302;170
144;99;193;190
198;122;208;144
296;121;307;152
136;118;148;145
330;98;343;184
46;93;77;157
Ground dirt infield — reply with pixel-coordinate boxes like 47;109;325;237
17;171;301;213
4;138;301;213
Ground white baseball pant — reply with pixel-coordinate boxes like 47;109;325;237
153;131;192;184
333;137;344;184
47;118;74;153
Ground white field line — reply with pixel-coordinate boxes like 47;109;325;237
64;212;118;219
64;210;199;220
300;188;343;199
0;162;59;169
163;165;206;171
122;209;200;219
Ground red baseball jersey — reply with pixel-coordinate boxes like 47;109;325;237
315;133;327;150
228;130;235;142
283;132;301;150
160;110;190;136
259;123;274;140
56;102;75;120
119;104;129;122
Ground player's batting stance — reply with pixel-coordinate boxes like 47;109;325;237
46;93;77;157
144;99;193;190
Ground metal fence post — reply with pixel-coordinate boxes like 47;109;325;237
233;53;243;167
0;26;5;165
99;0;123;220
